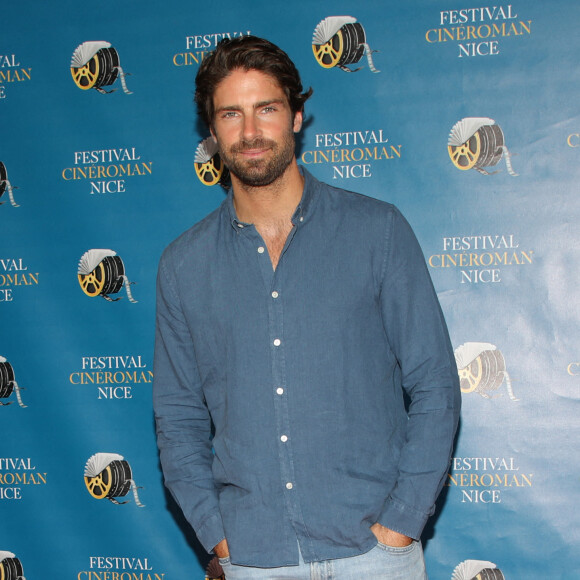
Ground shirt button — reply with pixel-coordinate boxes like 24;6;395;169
237;223;244;228
286;482;293;490
280;435;288;442
271;291;279;299
273;339;281;347
299;216;304;222
257;246;265;254
276;387;284;395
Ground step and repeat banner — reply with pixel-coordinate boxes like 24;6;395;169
2;1;579;578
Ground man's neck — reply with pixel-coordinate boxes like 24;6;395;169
231;161;304;228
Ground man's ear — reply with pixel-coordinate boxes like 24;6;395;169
209;124;217;143
293;110;303;133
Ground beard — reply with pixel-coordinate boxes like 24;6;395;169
217;129;296;188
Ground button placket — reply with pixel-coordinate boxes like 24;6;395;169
268;267;298;500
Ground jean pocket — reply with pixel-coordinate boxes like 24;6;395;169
375;539;417;555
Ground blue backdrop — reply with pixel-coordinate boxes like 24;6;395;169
2;1;579;578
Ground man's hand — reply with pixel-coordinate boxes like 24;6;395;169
370;523;413;547
213;538;230;559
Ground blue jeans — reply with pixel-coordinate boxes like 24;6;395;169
219;541;428;579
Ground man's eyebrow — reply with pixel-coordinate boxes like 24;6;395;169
215;98;286;114
254;98;285;109
215;104;243;114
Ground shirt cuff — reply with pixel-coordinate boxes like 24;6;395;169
195;511;226;554
378;497;430;541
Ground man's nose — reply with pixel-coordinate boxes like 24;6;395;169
242;114;260;141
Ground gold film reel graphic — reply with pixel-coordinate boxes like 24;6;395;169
448;118;518;176
70;41;132;94
84;453;145;507
0;162;19;208
0;552;25;580
0;357;27;408
194;137;230;187
312;16;379;73
451;559;505;580
77;249;138;303
454;343;519;401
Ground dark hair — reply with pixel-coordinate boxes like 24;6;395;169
195;35;313;129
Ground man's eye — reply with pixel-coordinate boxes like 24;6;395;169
262;106;276;113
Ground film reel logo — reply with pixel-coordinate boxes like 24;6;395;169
448;118;518;176
454;342;519;401
70;41;132;94
451;559;505;580
194;137;230;187
0;357;27;408
0;162;19;207
312;16;379;73
84;452;144;507
77;249;137;303
0;551;25;580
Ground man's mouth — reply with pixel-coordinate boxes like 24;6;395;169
232;139;275;156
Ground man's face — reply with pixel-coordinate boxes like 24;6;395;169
210;68;303;188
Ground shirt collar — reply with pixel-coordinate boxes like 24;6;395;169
226;165;319;231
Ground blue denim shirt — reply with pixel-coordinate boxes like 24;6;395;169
153;168;460;567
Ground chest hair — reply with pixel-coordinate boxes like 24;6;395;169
257;219;293;270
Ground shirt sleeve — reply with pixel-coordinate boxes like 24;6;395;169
377;207;461;540
153;250;225;553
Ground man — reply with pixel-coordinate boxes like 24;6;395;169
154;36;460;579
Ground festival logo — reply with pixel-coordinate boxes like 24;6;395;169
79;556;166;579
448;118;518;176
0;162;19;207
0;53;32;99
301;129;401;181
425;6;532;58
447;457;533;504
0;457;47;500
0;551;25;580
69;355;153;400
77;250;138;303
0;357;27;408
62;147;153;195
194;137;229;187
312;17;379;73
428;234;533;285
452;559;505;579
173;30;251;68
0;258;39;303
70;41;132;94
455;343;519;401
84;453;144;507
